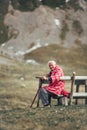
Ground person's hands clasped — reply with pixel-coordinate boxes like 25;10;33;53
41;76;48;80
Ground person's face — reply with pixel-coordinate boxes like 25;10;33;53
49;63;55;70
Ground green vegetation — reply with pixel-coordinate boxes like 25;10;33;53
0;50;87;129
41;0;66;8
24;44;87;75
0;0;9;44
59;21;69;40
72;20;84;36
68;0;84;11
0;20;8;44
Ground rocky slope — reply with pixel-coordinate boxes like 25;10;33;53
0;2;87;59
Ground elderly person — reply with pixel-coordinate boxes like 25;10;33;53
38;60;69;106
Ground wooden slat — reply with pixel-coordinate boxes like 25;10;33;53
36;76;87;81
73;93;87;98
60;76;87;81
75;76;87;80
60;76;71;80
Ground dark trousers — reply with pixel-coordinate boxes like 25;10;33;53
38;87;57;106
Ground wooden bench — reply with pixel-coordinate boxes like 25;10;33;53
75;79;87;104
35;73;87;107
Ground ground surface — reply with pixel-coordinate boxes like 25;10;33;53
0;2;87;130
0;53;87;130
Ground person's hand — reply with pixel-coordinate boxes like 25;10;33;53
41;76;47;80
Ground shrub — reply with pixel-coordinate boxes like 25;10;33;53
60;21;69;40
72;20;84;36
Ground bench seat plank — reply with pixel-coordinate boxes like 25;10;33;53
73;92;87;98
60;76;87;81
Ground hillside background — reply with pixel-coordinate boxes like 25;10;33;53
0;0;87;61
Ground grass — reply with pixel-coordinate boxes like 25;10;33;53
0;44;87;130
24;44;87;75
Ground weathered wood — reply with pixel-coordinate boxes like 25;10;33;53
85;80;87;104
35;74;87;106
68;72;75;105
73;92;87;98
60;76;87;81
54;93;87;98
75;76;87;80
36;76;87;81
74;79;87;104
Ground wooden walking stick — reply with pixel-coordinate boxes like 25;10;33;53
30;78;42;108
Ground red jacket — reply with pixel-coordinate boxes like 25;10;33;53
44;65;69;96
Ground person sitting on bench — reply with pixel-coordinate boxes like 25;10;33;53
38;60;70;107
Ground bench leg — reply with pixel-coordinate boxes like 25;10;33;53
57;98;62;106
75;85;79;105
64;97;68;106
85;80;87;104
55;97;63;106
62;97;68;106
57;97;68;106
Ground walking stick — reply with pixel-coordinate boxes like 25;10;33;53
30;78;42;108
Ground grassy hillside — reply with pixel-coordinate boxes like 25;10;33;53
24;44;87;75
0;55;87;130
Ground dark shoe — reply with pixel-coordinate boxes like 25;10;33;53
44;103;51;107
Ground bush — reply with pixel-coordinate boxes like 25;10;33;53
60;21;69;40
72;20;83;36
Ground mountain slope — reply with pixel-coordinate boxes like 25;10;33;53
0;4;87;59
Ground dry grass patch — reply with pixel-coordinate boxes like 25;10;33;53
0;51;87;130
